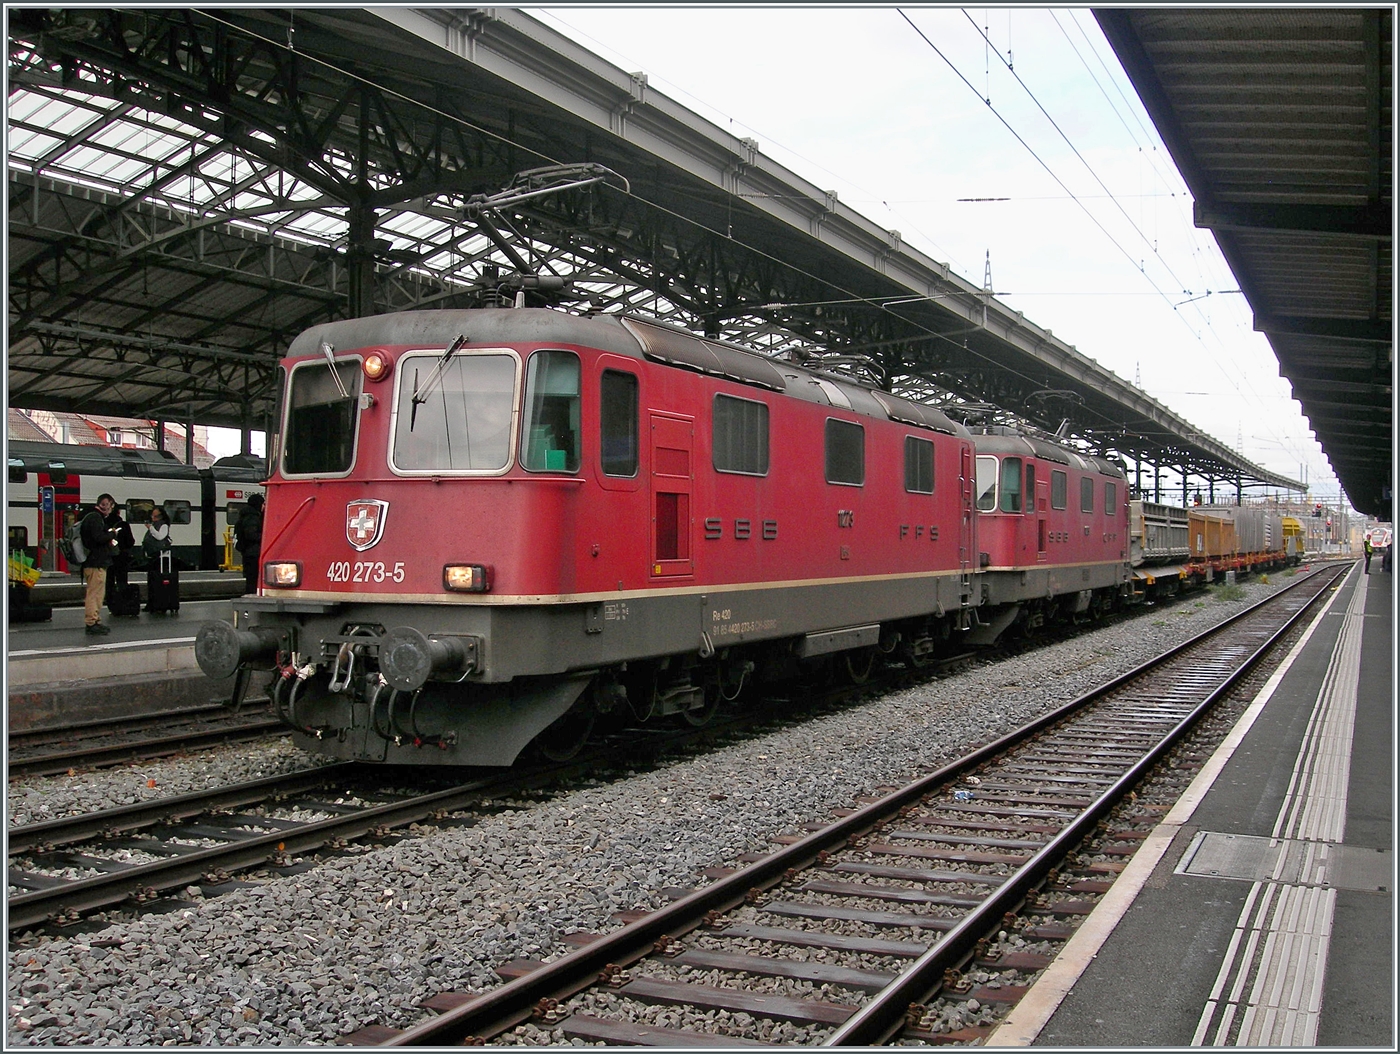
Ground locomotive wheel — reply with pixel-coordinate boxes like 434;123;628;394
533;704;596;762
680;687;721;727
844;647;877;684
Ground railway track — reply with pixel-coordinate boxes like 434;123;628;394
355;563;1347;1047
6;699;285;778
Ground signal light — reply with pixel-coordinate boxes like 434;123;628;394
363;351;391;382
444;564;492;593
263;562;302;588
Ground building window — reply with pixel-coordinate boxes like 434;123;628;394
713;394;769;475
999;456;1023;513
904;436;934;494
600;369;638;477
825;419;864;485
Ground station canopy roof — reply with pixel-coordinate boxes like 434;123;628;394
1097;8;1392;517
8;7;1304;494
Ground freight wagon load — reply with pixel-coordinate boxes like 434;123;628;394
1129;500;1189;567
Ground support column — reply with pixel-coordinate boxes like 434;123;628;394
1208;476;1215;504
1181;465;1189;507
155;420;165;453
185;422;194;465
346;203;378;319
1153;463;1161;504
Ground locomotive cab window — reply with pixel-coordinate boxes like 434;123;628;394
1104;481;1117;513
1080;476;1094;513
904;436;934;494
600;369;639;477
392;350;517;473
283;358;363;475
999;457;1023;513
1051;470;1067;510
521;351;580;473
975;455;998;511
824;419;864;486
714;394;769;476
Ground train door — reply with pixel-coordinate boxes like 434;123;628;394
649;413;693;577
44;471;81;572
958;444;974;602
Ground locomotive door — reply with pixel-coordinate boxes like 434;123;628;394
958;445;974;600
1036;476;1049;562
649;413;693;577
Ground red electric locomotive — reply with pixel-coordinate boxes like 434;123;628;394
969;428;1130;633
195;307;1131;766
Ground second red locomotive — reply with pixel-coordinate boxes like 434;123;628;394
196;307;1131;765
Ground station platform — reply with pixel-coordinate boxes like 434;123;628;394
988;562;1394;1048
6;589;241;730
12;568;247;609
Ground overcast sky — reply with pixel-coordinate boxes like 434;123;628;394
514;5;1349;509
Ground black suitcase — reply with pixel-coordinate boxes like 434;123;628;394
108;583;142;617
146;552;180;614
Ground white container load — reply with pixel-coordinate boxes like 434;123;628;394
1130;499;1190;566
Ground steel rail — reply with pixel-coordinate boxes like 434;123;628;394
824;563;1350;1045
383;565;1343;1045
7;766;533;931
7;717;286;778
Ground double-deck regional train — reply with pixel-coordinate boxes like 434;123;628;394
7;440;265;571
193;308;1282;766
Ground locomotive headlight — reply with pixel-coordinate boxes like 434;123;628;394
363;351;391;381
263;561;302;588
444;564;492;593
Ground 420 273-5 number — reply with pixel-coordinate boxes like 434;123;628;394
326;560;405;584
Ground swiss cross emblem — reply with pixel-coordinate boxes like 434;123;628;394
346;500;389;552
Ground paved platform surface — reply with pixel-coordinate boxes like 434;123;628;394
987;563;1393;1048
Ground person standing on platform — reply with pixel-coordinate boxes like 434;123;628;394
1362;534;1373;573
142;506;172;559
103;500;136;605
234;493;265;594
80;493;118;636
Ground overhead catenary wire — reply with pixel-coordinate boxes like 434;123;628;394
106;9;1304;479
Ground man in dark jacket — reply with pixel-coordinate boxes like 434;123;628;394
235;493;265;594
81;493;118;635
103;502;136;607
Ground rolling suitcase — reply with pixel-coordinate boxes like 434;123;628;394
108;583;142;617
146;551;180;614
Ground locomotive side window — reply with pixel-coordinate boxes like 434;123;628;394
1025;463;1036;513
284;359;362;475
904;436;934;494
975;455;998;511
713;394;769;476
1105;481;1117;513
999;457;1022;512
1080;476;1095;513
600;369;639;477
1051;470;1067;510
392;351;516;472
824;419;864;486
522;351;581;473
127;498;155;525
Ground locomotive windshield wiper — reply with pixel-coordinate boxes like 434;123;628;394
409;332;468;430
320;341;350;400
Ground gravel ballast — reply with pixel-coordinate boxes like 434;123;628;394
6;574;1306;1046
